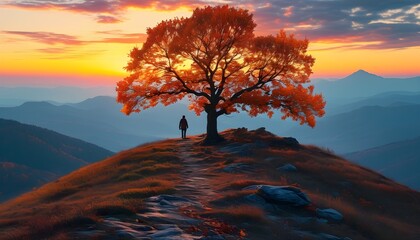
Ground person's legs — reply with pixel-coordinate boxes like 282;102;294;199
181;129;186;139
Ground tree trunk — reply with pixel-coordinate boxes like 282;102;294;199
203;105;224;145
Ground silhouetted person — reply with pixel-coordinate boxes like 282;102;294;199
179;115;189;139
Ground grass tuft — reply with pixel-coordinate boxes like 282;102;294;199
202;205;266;223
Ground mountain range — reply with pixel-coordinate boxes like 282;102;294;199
0;99;159;152
0;86;114;107
0;96;293;152
345;136;420;190
288;104;420;153
0;118;113;202
0;70;419;191
314;70;420;105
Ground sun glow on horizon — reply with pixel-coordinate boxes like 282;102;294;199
0;2;419;86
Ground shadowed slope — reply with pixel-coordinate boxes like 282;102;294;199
346;136;420;190
0;118;113;202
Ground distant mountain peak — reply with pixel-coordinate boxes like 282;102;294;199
19;101;54;108
347;69;382;79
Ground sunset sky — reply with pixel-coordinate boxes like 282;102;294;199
0;0;419;86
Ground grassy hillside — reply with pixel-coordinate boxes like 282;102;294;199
0;118;113;202
0;129;418;240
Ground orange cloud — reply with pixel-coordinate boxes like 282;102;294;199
96;15;122;24
2;30;147;46
3;31;84;45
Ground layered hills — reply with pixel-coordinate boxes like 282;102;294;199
346;136;420;190
288;104;420;153
0;118;113;202
0;129;418;240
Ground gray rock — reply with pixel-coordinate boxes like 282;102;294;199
264;157;281;162
149;225;184;239
242;185;260;190
316;208;343;222
269;137;300;149
318;233;352;240
245;185;311;207
278;163;297;172
293;231;351;240
115;230;136;239
219;143;254;156
200;231;226;240
283;137;299;146
244;194;266;204
222;163;252;173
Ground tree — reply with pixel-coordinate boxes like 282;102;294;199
117;5;325;145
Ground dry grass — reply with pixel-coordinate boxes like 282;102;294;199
210;190;255;206
225;180;270;190
214;128;420;240
202;205;266;223
0;140;182;240
310;193;419;240
117;179;176;199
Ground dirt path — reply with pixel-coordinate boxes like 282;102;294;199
72;139;235;240
176;140;219;203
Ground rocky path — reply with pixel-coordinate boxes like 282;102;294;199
176;140;219;203
72;139;235;240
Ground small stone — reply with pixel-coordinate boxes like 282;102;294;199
244;185;311;207
278;163;297;172
316;208;343;222
222;163;251;173
318;233;351;240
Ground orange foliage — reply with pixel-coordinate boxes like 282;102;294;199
117;5;325;129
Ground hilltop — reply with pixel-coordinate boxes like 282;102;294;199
0;128;419;240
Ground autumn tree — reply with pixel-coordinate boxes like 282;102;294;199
117;5;325;145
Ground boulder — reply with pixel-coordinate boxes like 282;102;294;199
316;208;343;222
269;137;300;149
283;137;299;146
278;163;297;172
244;185;311;207
219;143;254;156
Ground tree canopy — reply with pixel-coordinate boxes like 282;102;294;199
117;5;325;144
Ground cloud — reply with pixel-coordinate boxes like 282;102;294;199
4;0;420;49
7;0;119;13
37;47;72;54
96;15;122;24
250;1;420;49
35;47;105;59
95;31;148;44
2;30;147;45
2;31;85;45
